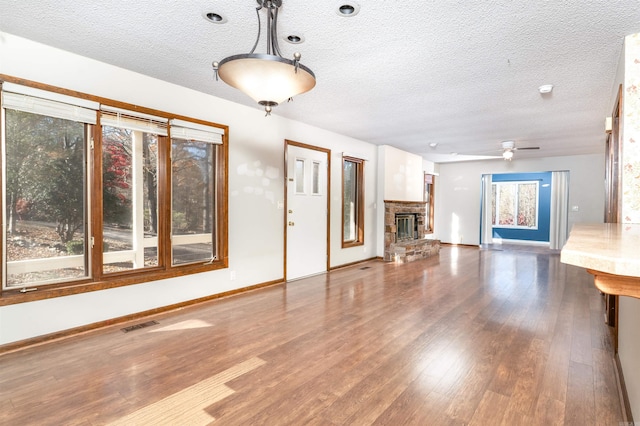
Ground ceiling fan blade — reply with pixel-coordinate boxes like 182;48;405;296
514;146;540;150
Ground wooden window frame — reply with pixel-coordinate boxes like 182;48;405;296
491;181;540;229
0;75;228;307
424;173;435;234
342;156;364;248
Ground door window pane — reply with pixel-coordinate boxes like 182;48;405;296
171;139;216;265
312;161;320;195
295;159;305;194
4;109;89;286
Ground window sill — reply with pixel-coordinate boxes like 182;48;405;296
0;258;228;307
342;241;364;249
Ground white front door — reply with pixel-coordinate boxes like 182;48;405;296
285;143;329;280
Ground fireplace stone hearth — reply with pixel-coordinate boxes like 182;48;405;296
384;200;440;262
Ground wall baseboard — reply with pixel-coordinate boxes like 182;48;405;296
0;278;284;356
492;238;550;246
615;352;634;423
330;257;381;271
440;242;480;249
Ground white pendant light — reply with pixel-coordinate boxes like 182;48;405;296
213;0;316;116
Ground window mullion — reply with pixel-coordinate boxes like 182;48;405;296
132;131;145;269
514;182;520;226
157;134;170;269
91;123;104;279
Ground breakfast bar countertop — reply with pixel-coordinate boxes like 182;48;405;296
561;223;640;298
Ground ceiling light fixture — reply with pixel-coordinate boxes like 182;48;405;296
203;12;227;24
212;0;316;116
337;3;360;17
502;140;514;160
286;34;303;44
538;84;553;94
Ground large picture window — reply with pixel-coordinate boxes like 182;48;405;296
342;156;364;247
0;80;228;299
491;181;539;229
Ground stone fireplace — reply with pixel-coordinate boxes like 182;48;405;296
384;200;440;262
395;213;417;241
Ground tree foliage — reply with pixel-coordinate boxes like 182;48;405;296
171;141;213;234
5;109;86;243
102;127;133;226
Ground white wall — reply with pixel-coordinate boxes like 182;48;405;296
0;33;379;345
380;145;424;201
616;33;640;420
434;154;605;245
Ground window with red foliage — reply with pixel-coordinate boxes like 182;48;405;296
1;81;227;296
102;123;160;272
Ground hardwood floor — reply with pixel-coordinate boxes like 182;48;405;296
0;246;624;425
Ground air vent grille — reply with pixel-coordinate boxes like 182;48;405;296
121;320;159;333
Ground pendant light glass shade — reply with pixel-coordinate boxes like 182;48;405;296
217;53;315;106
213;0;316;115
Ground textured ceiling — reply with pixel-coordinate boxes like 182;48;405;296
1;0;639;163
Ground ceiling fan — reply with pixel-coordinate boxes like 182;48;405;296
501;140;540;160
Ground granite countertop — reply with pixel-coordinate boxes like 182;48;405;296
561;223;640;277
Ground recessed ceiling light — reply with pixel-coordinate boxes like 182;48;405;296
538;84;553;94
203;11;227;24
429;143;438;148
285;34;304;44
337;3;360;17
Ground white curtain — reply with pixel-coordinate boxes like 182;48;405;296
549;171;570;250
480;174;493;245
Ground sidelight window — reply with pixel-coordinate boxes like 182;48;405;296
342;156;364;247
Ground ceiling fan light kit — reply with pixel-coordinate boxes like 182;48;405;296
212;0;316;116
500;140;540;160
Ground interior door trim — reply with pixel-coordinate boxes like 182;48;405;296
284;140;331;281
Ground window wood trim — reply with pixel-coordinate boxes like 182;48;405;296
0;74;229;306
342;156;365;248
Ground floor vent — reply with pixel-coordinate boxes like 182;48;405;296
121;320;159;333
360;266;371;270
